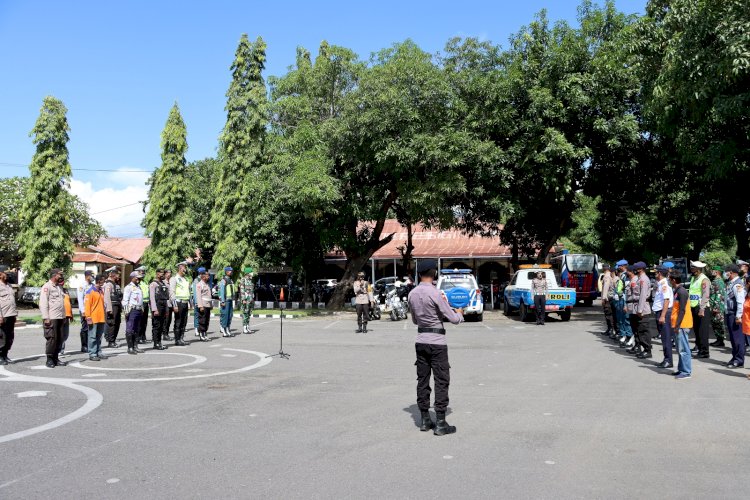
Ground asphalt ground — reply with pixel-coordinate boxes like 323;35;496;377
2;306;749;499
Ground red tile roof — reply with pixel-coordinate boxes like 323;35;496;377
327;220;511;260
72;252;130;265
94;238;151;264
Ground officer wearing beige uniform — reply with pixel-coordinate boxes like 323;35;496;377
39;268;68;368
353;272;371;333
0;271;18;365
195;267;212;341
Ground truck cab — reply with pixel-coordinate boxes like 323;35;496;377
503;265;576;321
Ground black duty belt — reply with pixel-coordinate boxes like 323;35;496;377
418;327;446;335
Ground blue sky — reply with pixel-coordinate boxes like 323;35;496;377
0;0;646;236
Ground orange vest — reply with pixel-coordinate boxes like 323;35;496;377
671;299;693;329
84;289;106;324
742;299;750;336
64;294;73;318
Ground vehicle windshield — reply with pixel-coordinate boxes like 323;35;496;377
565;255;596;272
439;277;474;290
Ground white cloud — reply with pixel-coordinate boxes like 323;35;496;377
69;177;148;238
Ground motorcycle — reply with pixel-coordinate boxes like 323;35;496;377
384;285;408;321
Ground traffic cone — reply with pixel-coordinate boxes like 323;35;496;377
280;287;285;302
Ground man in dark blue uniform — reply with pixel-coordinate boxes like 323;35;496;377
407;259;464;436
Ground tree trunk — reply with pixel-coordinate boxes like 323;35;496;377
401;223;414;275
327;253;374;310
538;219;568;263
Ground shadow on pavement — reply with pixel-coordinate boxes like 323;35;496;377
403;404;452;429
709;368;749;379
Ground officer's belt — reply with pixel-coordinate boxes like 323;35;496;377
417;327;446;335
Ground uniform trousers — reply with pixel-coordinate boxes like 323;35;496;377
655;308;672;361
534;295;546;324
241;301;253;327
415;343;450;413
630;313;651;352
126;309;142;336
138;306;149;341
151;305;168;345
198;307;210;334
356;303;370;328
691;307;711;354
220;300;234;329
726;313;745;366
164;307;173;338
711;313;727;341
43;319;64;361
173;301;188;341
59;319;70;354
79;316;89;351
602;299;615;331
105;304;122;343
0;315;15;358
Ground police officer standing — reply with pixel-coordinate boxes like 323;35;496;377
149;268;169;350
218;266;235;337
653;266;674;368
600;264;614;335
169;262;191;346
629;262;653;359
688;261;711;358
103;266;123;348
162;269;174;341
195;267;212;341
407;259;463;436
531;271;548;326
723;264;746;368
39;268;68;368
353;271;371;333
122;271;145;355
135;266;150;344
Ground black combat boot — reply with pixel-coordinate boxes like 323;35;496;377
362;322;368;333
127;334;137;355
434;412;456;436
355;323;362;333
419;410;434;432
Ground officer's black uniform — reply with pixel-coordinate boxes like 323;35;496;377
105;279;123;345
151;279;170;349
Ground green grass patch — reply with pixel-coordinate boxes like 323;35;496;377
19;315;43;324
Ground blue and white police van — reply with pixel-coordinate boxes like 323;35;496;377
436;269;484;321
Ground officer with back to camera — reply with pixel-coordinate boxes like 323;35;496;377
103;266;123;348
407;259;463;436
149;268;170;350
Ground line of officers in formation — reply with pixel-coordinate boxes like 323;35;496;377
1;263;258;368
598;259;750;379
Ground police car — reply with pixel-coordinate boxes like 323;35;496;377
436;269;484;321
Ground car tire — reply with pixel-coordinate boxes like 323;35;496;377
520;302;529;322
503;300;511;316
583;299;593;307
560;310;571;321
476;313;483;322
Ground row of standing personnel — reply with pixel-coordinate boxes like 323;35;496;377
600;259;750;378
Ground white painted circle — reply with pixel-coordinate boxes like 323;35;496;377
69;352;207;371
0;377;103;444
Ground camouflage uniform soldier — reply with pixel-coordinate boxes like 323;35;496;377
709;266;727;347
239;267;255;334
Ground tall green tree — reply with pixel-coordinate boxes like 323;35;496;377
18;96;75;285
184;157;218;264
211;34;268;271
1;176;106;266
141;103;192;270
633;0;750;257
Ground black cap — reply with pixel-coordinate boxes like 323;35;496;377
633;261;647;270
417;259;438;274
601;264;610;270
725;264;740;274
655;266;668;275
84;270;94;277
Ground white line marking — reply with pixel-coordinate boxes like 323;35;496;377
482;324;492;330
16;391;49;398
323;320;340;330
29;366;52;370
403;322;408;330
106;478;120;484
221;354;237;358
0;349;272;383
68;353;207;371
80;373;107;378
0;377;103;444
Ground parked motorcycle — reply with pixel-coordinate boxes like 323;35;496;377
384;285;408;321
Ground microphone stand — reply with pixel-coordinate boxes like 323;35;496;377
266;300;290;359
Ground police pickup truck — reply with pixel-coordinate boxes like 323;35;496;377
436;269;484;321
503;265;576;322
